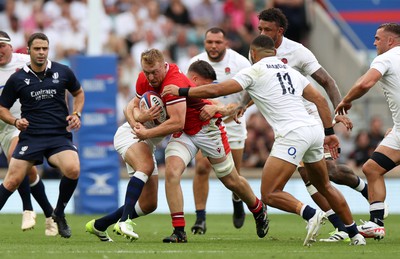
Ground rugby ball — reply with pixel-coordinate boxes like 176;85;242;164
139;91;167;128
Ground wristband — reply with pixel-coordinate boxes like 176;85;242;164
14;118;19;127
324;127;335;136
178;87;189;96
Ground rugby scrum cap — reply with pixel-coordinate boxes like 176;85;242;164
0;31;12;45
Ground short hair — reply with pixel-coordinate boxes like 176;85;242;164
378;23;400;37
188;60;217;81
258;8;288;33
141;48;165;66
27;32;49;48
251;35;275;50
205;27;226;38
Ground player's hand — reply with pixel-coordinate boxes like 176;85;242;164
333;114;353;130
66;114;81;131
324;135;340;159
200;105;217;121
233;105;246;124
15;118;29;131
133;122;148;140
162;85;179;97
335;101;352;115
139;103;162;123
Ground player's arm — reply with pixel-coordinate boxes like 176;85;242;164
303;83;340;158
311;67;342;108
162;79;242;99
69;88;84;115
134;101;186;140
124;96;161;128
335;68;382;115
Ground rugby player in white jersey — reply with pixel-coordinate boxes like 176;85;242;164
162;34;366;246
187;27;251;233
0;31;57;235
336;22;400;241
251;8;374;242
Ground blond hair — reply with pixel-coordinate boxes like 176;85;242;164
141;49;165;66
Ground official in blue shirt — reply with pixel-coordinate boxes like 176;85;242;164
0;32;85;238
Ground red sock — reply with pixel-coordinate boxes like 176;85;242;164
248;198;263;215
171;212;185;228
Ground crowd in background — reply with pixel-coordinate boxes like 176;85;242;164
0;0;385;173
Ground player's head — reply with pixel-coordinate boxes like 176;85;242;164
204;27;227;63
257;8;288;47
27;32;49;68
0;31;13;67
141;48;168;88
374;23;400;55
187;60;217;86
249;35;276;64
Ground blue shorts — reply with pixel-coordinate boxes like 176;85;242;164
13;132;77;165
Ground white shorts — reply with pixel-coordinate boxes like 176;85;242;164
270;124;324;166
379;127;400;150
113;122;162;177
0;125;19;157
165;118;230;165
224;119;247;149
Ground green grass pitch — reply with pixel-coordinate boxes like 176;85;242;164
1;213;399;259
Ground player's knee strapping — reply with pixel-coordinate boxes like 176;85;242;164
165;141;193;165
305;181;318;196
212;153;234;178
371;152;396;171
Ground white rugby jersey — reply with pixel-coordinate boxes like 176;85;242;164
370;46;400;130
188;48;251;106
0;53;30;131
233;56;319;137
276;37;322;117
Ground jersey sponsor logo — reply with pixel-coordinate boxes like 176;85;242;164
24;78;30;85
31;89;57;101
86;173;115;195
52;72;59;83
19;145;28;155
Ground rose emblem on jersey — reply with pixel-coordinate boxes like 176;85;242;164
225;67;231;75
281;58;288;64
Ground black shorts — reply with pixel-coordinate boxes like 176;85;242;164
13;132;77;165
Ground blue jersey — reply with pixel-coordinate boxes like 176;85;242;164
0;60;81;135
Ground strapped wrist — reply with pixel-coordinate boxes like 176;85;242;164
324;127;335;136
14;118;19;127
178;87;189;96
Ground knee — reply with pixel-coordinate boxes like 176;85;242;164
63;165;80;179
142;201;157;214
196;160;212;176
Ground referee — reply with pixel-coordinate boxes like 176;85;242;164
0;32;85;238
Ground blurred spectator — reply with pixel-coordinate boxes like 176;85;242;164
334;122;355;164
267;0;311;45
189;0;224;32
348;130;373;168
0;0;15;31
7;14;25;50
368;115;384;150
242;112;274;168
164;0;192;26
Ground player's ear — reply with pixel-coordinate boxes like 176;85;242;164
27;47;30;54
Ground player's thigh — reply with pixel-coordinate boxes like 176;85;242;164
261;156;297;194
48;149;80;178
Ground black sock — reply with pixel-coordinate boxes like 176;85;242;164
54;176;78;216
31;178;53;217
95;206;124;231
0;184;14;210
17;175;33;211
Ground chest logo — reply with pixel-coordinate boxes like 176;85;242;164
52;72;59;83
24;79;30;85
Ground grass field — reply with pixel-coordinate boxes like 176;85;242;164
1;213;399;259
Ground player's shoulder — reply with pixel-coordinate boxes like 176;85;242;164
188;52;208;64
